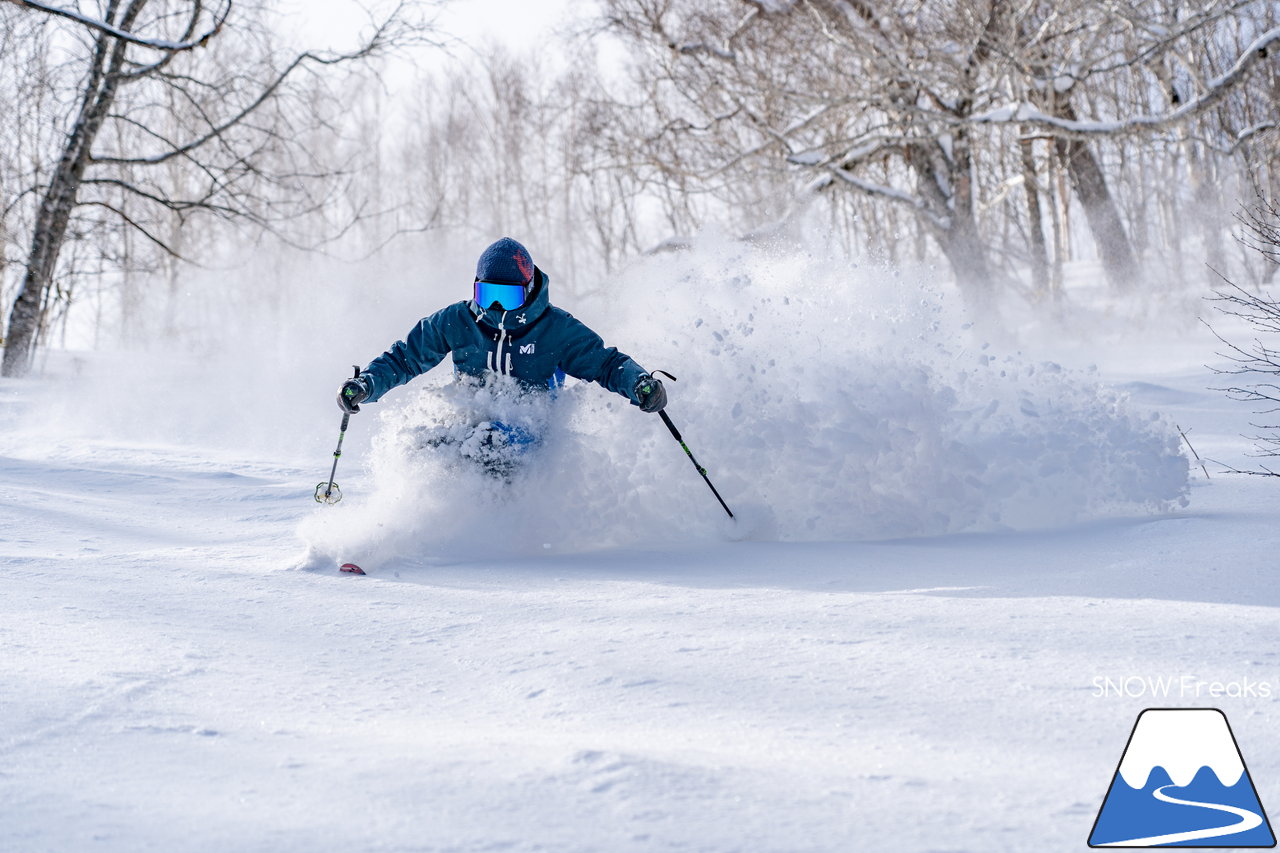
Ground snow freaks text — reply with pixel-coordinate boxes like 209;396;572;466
1092;676;1274;700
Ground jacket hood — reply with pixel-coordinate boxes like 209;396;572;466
470;265;551;332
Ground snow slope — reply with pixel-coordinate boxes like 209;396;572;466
2;242;1278;851
3;350;1279;851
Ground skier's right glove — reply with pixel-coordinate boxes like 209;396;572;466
337;375;370;414
633;374;667;413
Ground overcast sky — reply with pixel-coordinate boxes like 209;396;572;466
278;0;585;56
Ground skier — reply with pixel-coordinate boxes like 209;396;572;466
336;236;667;431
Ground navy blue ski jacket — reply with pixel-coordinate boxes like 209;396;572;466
360;267;649;405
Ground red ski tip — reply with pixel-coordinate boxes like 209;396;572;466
339;563;366;575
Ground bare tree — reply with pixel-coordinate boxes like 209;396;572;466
0;0;433;377
1207;196;1280;472
596;0;1280;305
391;44;654;297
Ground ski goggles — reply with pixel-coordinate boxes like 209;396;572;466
474;279;529;311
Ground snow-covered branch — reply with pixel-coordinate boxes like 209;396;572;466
3;0;231;52
679;6;759;59
826;168;949;230
1220;122;1279;156
971;26;1280;139
739;0;798;12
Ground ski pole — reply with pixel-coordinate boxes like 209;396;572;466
658;408;734;519
315;365;360;505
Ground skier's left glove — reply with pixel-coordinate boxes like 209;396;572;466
338;375;370;414
633;374;667;413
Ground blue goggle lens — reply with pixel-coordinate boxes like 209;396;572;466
475;280;528;311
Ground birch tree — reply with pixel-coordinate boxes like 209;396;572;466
0;0;430;377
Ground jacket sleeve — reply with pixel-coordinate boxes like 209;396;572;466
556;313;648;404
361;308;455;404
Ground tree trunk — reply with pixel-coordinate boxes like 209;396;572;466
1049;144;1067;295
1053;100;1139;291
2;0;144;377
934;129;997;307
1020;137;1050;296
1185;138;1225;288
935;223;997;302
0;215;6;334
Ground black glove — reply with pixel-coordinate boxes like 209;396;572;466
338;375;370;414
633;374;667;413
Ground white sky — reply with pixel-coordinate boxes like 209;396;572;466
277;0;584;56
434;0;582;47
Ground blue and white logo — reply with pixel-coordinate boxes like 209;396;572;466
1089;708;1275;847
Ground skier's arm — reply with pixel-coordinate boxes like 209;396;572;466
361;309;455;404
556;314;649;404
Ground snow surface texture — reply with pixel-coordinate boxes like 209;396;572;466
2;347;1277;853
4;238;1242;853
302;240;1187;568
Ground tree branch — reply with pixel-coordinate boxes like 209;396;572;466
3;0;230;52
78;200;188;260
825;167;949;230
90;14;402;167
969;26;1280;140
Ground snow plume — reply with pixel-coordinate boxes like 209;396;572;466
602;238;1188;540
297;376;663;563
299;236;1188;564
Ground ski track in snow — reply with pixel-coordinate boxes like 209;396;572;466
3;357;1280;850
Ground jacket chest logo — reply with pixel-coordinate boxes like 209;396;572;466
519;343;535;355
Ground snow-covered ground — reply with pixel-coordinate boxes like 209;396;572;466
3;247;1279;851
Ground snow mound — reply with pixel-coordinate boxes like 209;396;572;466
299;238;1188;562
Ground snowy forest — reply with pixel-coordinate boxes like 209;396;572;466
5;1;1280;851
2;0;1279;368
